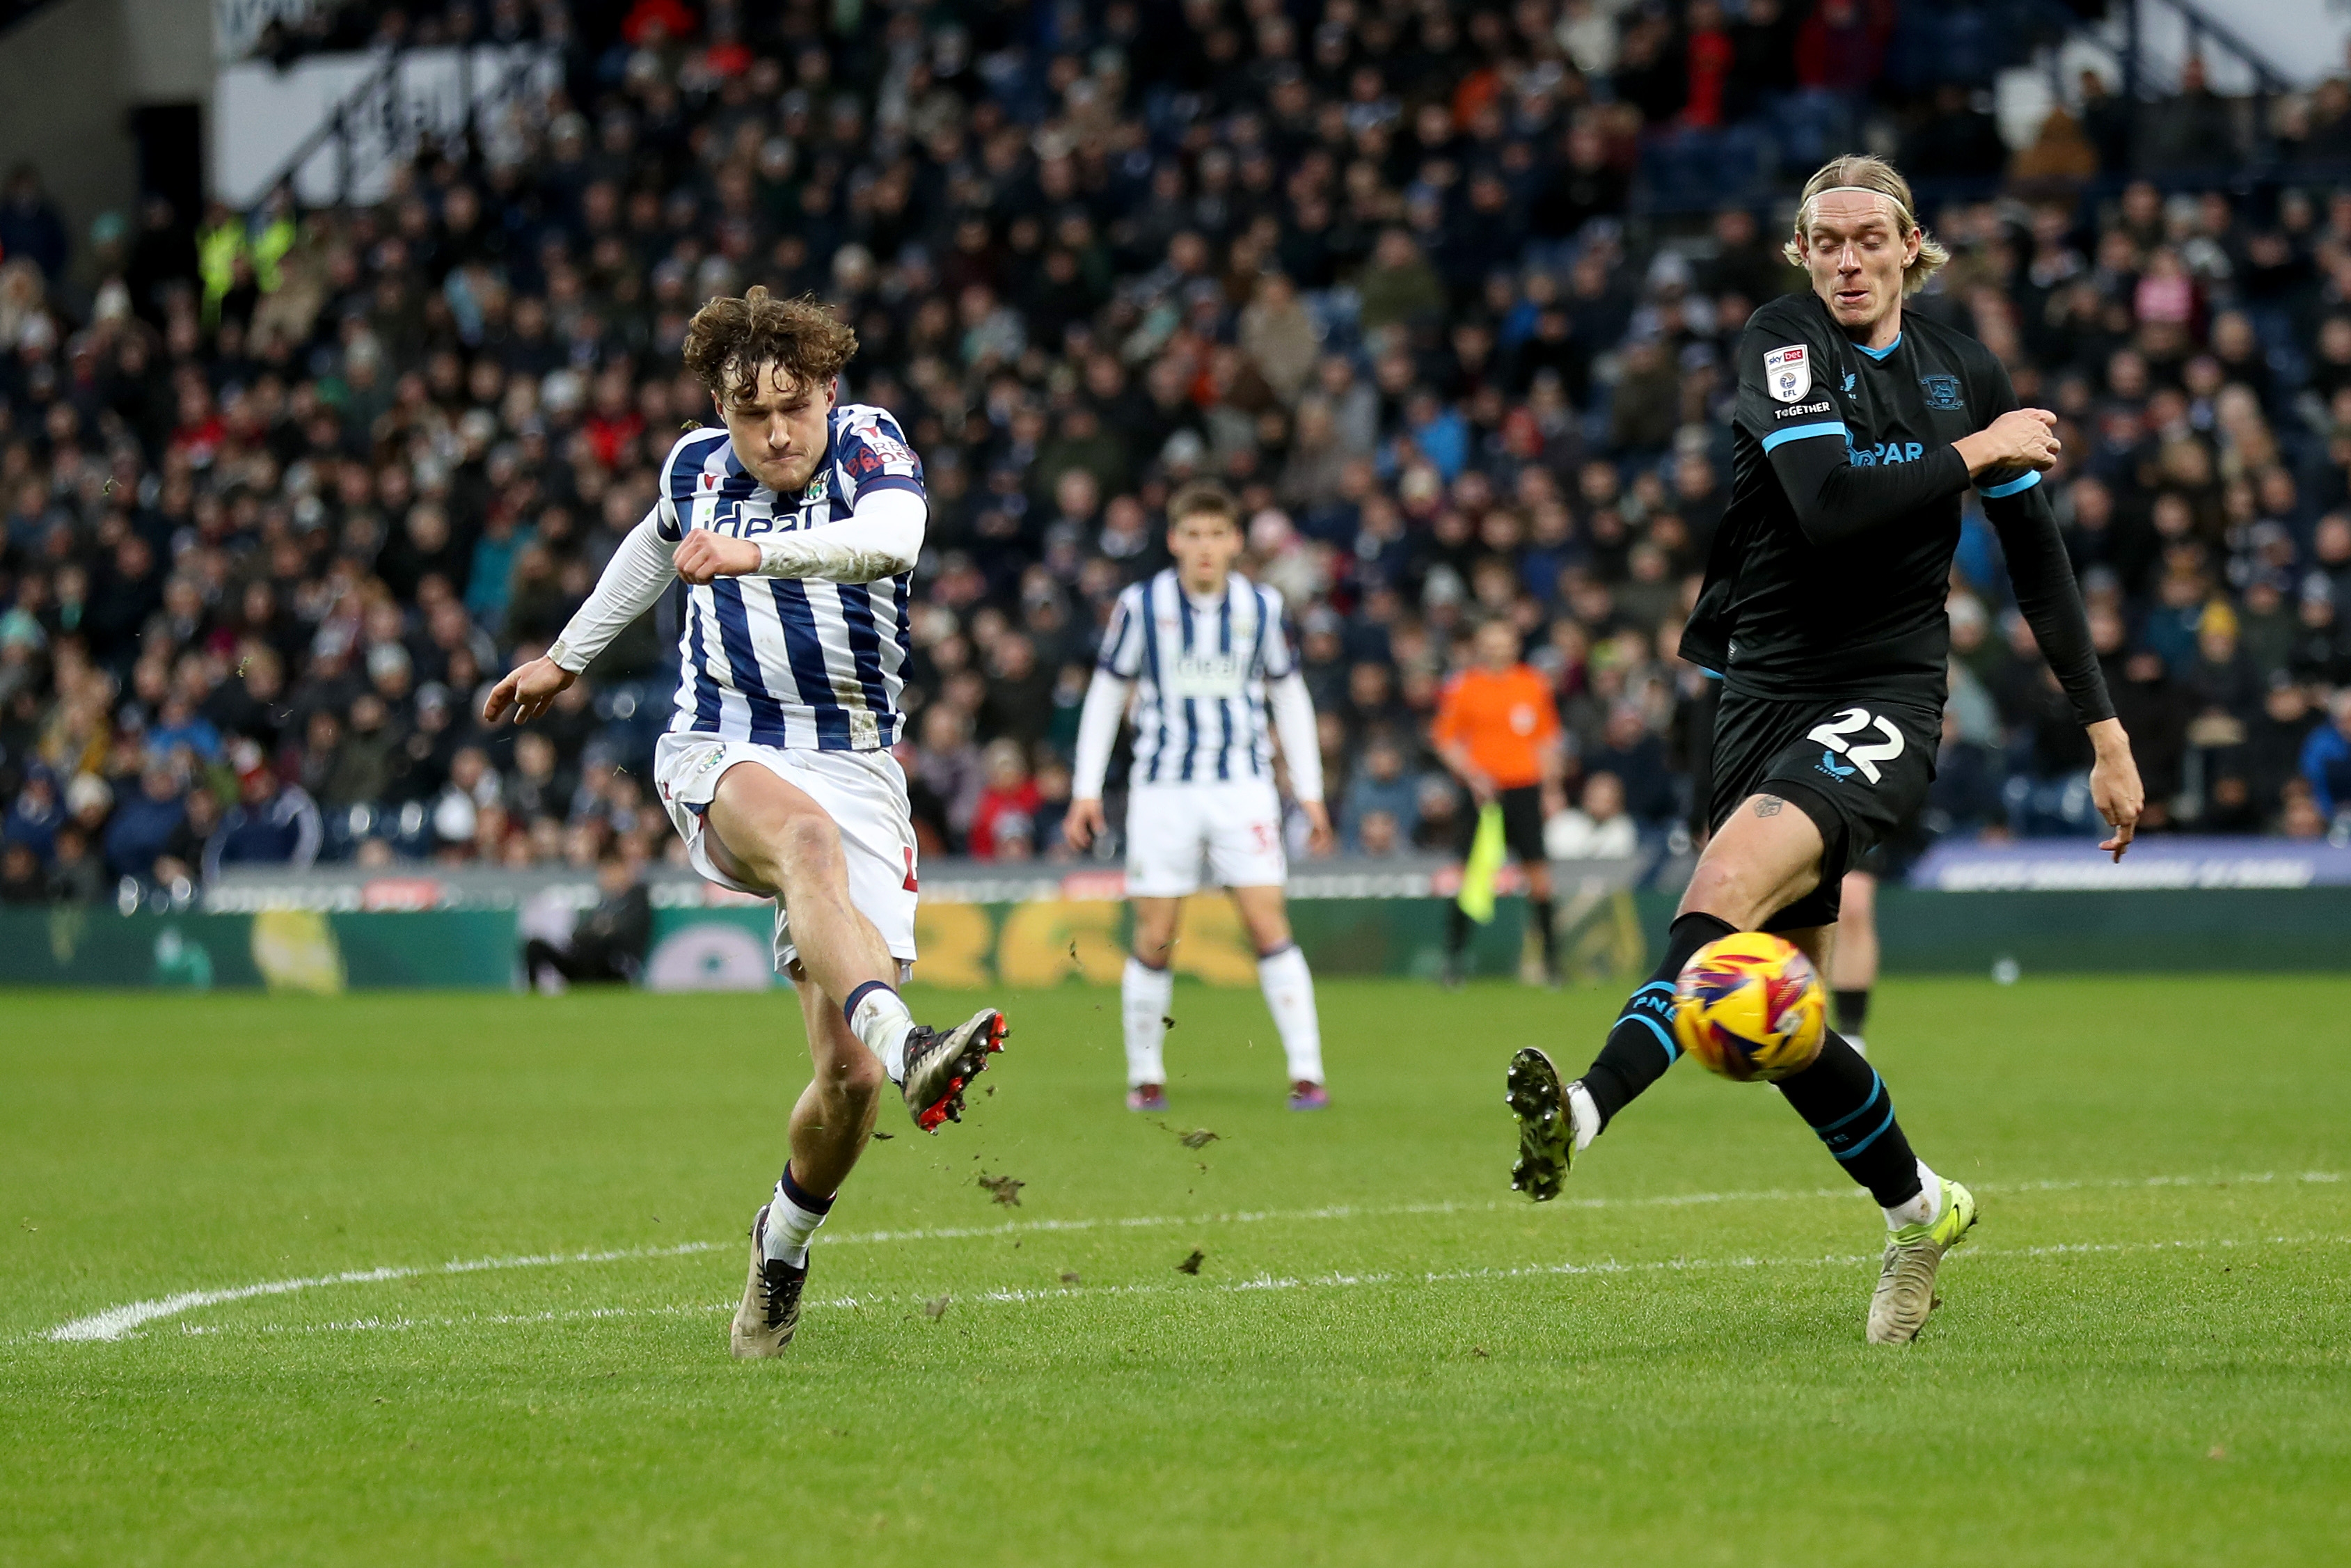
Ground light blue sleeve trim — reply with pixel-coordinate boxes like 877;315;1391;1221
1759;420;1849;453
1978;470;2042;499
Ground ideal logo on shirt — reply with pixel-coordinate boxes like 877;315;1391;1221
1166;651;1246;699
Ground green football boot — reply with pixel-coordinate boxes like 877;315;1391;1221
1866;1177;1978;1345
1505;1047;1576;1201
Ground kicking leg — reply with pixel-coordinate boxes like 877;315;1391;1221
1122;896;1180;1109
1233;882;1325;1108
1512;792;1826;1199
706;763;1004;1133
1830;869;1876;1052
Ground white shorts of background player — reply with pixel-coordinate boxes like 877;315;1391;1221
1123;777;1289;896
654;731;917;978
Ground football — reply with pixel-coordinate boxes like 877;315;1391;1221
1672;932;1828;1083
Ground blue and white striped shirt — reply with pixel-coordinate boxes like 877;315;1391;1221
1096;569;1297;784
656;406;920;752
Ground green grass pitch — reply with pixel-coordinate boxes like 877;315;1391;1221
6;974;2350;1567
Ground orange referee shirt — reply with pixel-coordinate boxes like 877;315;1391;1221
1432;665;1560;790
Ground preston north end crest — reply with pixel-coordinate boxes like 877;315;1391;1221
1764;344;1811;403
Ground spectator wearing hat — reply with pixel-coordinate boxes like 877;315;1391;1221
206;744;322;880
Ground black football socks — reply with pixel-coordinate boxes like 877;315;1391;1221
1578;911;1735;1127
1775;1031;1925;1209
1832;987;1870;1036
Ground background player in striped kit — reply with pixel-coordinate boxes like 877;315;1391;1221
1064;484;1335;1111
483;289;1007;1359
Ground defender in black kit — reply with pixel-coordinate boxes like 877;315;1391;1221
1506;156;2147;1344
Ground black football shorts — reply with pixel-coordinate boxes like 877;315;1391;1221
1705;686;1941;930
1456;783;1550;865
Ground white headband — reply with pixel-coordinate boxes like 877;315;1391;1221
1799;185;1912;221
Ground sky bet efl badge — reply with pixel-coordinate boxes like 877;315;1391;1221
1765;344;1810;403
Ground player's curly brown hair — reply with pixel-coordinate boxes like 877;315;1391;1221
681;286;859;407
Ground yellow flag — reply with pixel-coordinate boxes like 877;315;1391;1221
1457;803;1506;925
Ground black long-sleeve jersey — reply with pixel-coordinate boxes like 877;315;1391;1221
1681;290;2114;728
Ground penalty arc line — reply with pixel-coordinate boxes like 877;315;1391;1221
40;1241;720;1345
38;1169;2344;1344
178;1232;2351;1340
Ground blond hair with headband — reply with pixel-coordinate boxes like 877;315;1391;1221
1780;155;1950;296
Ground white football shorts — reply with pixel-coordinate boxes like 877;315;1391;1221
1124;778;1287;898
654;731;919;974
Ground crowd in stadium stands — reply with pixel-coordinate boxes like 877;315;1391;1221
7;0;2351;910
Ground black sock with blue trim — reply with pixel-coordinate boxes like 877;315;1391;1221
1775;1031;1924;1208
1579;912;1735;1127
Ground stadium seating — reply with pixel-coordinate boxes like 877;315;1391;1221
4;0;2351;910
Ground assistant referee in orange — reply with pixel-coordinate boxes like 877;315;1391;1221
1432;618;1567;984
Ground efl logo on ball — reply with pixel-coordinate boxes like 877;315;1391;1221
1672;931;1826;1083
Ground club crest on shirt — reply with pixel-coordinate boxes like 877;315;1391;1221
1919;373;1963;410
1764;344;1810;404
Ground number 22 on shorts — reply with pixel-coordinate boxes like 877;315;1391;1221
1806;706;1905;784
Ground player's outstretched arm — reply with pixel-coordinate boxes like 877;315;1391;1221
484;511;679;724
482;656;576;726
1977;446;2133;858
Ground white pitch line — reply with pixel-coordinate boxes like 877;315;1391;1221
173;1232;2351;1340
38;1170;2343;1345
811;1169;2344;1251
42;1241;719;1344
